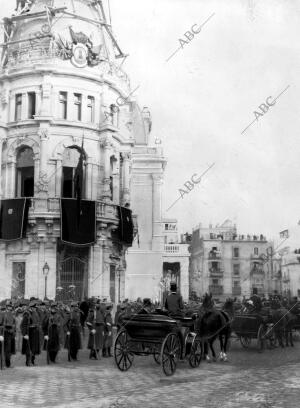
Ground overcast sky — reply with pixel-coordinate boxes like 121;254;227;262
1;0;300;250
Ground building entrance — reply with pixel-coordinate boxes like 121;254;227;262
56;243;88;301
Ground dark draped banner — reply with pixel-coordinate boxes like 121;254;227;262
117;206;134;246
61;199;96;246
0;198;28;240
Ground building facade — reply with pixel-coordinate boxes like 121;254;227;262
281;250;300;298
0;0;154;302
189;220;280;300
126;214;190;302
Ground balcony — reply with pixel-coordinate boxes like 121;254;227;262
232;287;241;295
28;198;119;223
208;251;221;259
164;244;189;256
209;285;223;295
251;253;262;260
209;268;223;277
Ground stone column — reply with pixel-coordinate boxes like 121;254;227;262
36;128;49;200
152;174;163;251
55;158;62;197
6;159;16;198
40;78;52;117
85;159;93;200
121;152;131;205
100;135;113;201
21;92;27;120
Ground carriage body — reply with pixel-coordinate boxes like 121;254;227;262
114;312;202;376
231;311;273;350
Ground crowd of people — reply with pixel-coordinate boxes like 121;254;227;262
1;284;299;369
0;298;115;369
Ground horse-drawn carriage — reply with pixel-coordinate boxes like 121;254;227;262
231;312;274;350
114;312;202;376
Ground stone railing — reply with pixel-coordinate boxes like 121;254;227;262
164;244;189;256
232;287;242;295
208;285;223;295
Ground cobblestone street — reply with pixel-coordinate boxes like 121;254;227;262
1;337;300;408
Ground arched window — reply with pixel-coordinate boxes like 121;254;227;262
62;146;86;198
16;146;34;197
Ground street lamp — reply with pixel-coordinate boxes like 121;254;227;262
116;267;122;303
43;262;50;299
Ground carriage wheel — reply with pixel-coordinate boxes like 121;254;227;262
114;330;134;371
257;324;266;352
189;335;202;368
240;336;251;348
161;333;181;376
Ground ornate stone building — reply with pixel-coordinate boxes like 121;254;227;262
0;0;155;302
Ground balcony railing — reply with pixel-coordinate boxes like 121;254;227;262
164;244;189;255
232;287;241;295
208;285;223;295
28;197;119;222
209;268;223;277
208;251;221;259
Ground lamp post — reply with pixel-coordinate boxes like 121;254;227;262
116;267;122;303
43;262;50;299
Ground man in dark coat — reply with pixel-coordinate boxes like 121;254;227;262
21;301;41;366
65;302;81;361
87;301;104;359
103;304;113;357
79;297;90;336
0;301;16;368
165;282;184;316
42;303;61;363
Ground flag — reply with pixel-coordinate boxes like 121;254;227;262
0;199;26;240
117;206;134;245
60;199;96;246
74;139;84;227
279;229;289;239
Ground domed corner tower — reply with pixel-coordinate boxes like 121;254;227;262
0;0;139;303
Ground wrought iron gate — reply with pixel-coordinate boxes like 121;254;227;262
57;257;87;302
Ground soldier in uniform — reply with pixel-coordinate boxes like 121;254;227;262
103;304;113;357
65;302;81;361
42;302;61;363
21;300;41;366
164;282;184;316
0;301;16;368
87;300;104;359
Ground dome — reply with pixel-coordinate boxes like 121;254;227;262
3;0;126;73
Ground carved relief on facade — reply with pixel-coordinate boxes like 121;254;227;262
35;170;49;193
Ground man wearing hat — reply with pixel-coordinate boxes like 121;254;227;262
65;302;81;361
42;302;61;363
87;300;104;359
103;304;113;357
0;301;16;368
21;300;41;366
165;282;184;316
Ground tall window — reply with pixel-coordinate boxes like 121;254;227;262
254;247;259;255
59;92;67;119
28;92;36;119
74;93;82;121
87;96;95;122
233;264;240;275
233;247;239;258
62;147;85;198
15;94;22;121
16;146;34;197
